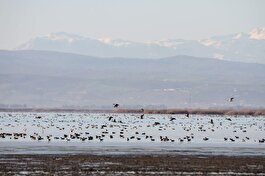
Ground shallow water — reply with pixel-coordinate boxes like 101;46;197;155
0;112;264;155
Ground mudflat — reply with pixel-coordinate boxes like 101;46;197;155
0;154;264;175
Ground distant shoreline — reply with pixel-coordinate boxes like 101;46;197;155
0;108;265;116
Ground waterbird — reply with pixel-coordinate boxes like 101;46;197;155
154;122;160;126
230;138;235;142
259;139;265;143
229;97;234;102
203;137;209;141
113;103;119;108
170;117;176;121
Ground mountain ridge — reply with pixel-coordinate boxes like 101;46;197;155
1;50;265;108
15;27;265;64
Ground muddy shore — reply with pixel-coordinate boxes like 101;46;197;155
0;154;264;175
1;108;265;116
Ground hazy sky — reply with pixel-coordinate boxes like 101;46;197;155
0;0;265;49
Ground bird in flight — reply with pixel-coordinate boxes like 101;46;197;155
113;103;119;108
229;97;234;102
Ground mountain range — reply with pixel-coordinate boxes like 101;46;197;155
16;27;265;64
1;50;265;108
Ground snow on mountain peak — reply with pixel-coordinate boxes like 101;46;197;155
98;37;132;47
152;39;186;48
13;27;265;64
249;27;265;40
98;37;112;44
44;32;82;43
199;38;221;47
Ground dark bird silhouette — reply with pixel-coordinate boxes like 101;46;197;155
186;112;189;118
229;97;234;102
259;139;265;143
140;114;144;119
230;138;235;142
154;122;160;126
170;117;176;121
203;137;209;141
113;103;119;108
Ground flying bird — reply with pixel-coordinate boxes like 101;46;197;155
229;97;234;102
113;103;119;108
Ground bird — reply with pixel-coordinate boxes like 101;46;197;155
230;138;235;142
259;139;265;143
154;122;160;126
113;103;119;108
170;117;176;121
203;137;209;141
186;112;189;118
229;97;234;102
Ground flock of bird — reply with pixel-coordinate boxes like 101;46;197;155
0;110;264;144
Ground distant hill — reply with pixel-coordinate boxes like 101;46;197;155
15;27;265;64
0;50;265;108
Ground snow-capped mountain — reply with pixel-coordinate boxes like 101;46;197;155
16;28;265;63
249;27;265;40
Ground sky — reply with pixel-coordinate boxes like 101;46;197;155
0;0;265;50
